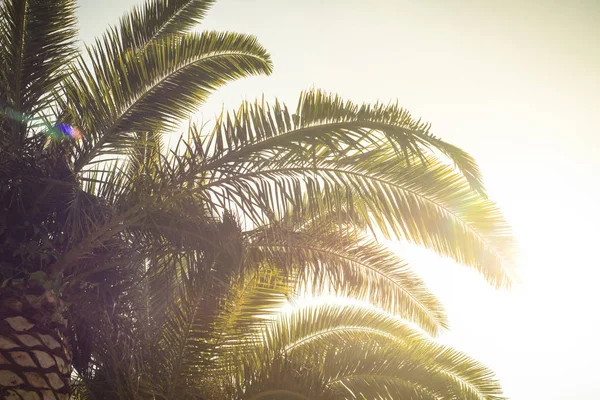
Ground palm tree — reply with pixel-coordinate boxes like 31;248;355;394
0;0;514;399
1;0;271;398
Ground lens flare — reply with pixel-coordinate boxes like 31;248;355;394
2;107;84;141
56;123;83;140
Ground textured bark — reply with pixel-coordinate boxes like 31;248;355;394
0;288;71;400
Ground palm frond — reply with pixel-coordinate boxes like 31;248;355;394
156;261;213;398
58;30;272;172
212;267;293;348
208;266;295;395
260;304;425;356
0;0;78;139
230;303;503;400
322;340;505;400
200;90;485;194
115;0;215;52
205;147;514;287
247;223;448;335
241;355;334;400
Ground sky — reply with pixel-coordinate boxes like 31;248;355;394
77;1;600;398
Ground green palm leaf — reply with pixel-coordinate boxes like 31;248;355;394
58;30;272;171
205;147;514;287
241;355;334;400
232;303;504;400
201;90;485;195
212;267;293;348
322;340;505;400
0;0;77;139
115;0;215;52
261;304;425;354
247;223;448;335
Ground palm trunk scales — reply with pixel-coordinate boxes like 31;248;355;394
0;288;71;400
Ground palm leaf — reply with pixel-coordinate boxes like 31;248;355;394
0;0;78;140
205;147;514;287
247;222;448;335
58;30;272;172
241;355;334;400
115;0;215;52
322;339;505;400
200;90;485;195
260;303;425;355
212;267;293;349
208;266;295;397
232;303;504;400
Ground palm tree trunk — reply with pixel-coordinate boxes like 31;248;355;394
0;288;71;400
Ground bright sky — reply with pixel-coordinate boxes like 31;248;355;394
77;1;600;398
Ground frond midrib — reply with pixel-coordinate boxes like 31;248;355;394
283;326;405;353
146;0;198;45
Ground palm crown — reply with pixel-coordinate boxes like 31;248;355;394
0;0;514;399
